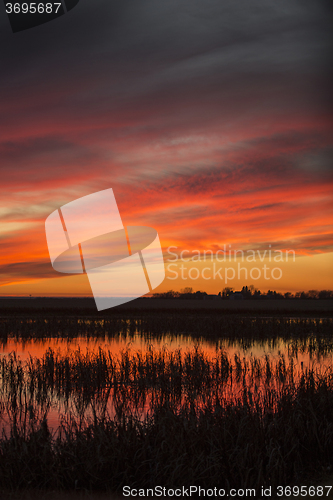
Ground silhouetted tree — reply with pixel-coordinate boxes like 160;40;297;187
221;287;234;298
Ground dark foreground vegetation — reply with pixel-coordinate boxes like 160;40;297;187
0;343;332;493
0;311;332;496
0;379;333;492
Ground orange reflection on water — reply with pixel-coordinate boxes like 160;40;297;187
1;332;332;435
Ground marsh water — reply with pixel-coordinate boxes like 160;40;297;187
0;316;332;436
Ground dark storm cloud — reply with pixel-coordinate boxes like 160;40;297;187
0;0;331;145
0;0;331;171
1;0;332;95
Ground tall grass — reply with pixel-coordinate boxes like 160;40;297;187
0;346;332;492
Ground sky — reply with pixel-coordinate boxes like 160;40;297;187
0;0;332;296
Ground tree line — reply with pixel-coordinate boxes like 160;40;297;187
152;286;333;300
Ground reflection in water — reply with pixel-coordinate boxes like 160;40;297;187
1;327;332;436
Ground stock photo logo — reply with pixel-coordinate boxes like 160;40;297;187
4;0;80;33
45;188;165;311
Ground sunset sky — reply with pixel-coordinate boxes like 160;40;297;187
0;0;332;296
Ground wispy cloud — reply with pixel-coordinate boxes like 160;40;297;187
0;0;332;288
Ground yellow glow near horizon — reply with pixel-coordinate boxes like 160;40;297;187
0;252;332;297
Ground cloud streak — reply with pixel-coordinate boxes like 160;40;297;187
0;0;332;289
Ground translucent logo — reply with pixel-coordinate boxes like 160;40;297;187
45;188;165;310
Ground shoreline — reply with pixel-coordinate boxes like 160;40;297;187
0;298;332;315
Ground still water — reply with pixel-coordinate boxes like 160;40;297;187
1;325;332;435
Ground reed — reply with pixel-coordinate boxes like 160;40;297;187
0;315;332;345
0;346;332;492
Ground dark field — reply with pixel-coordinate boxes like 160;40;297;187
0;298;332;314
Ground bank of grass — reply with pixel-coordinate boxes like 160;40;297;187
0;347;332;495
0;314;332;344
0;378;332;493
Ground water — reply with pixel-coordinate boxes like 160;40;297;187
1;319;332;436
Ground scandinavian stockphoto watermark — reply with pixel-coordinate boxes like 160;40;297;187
166;245;295;283
45;188;165;311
